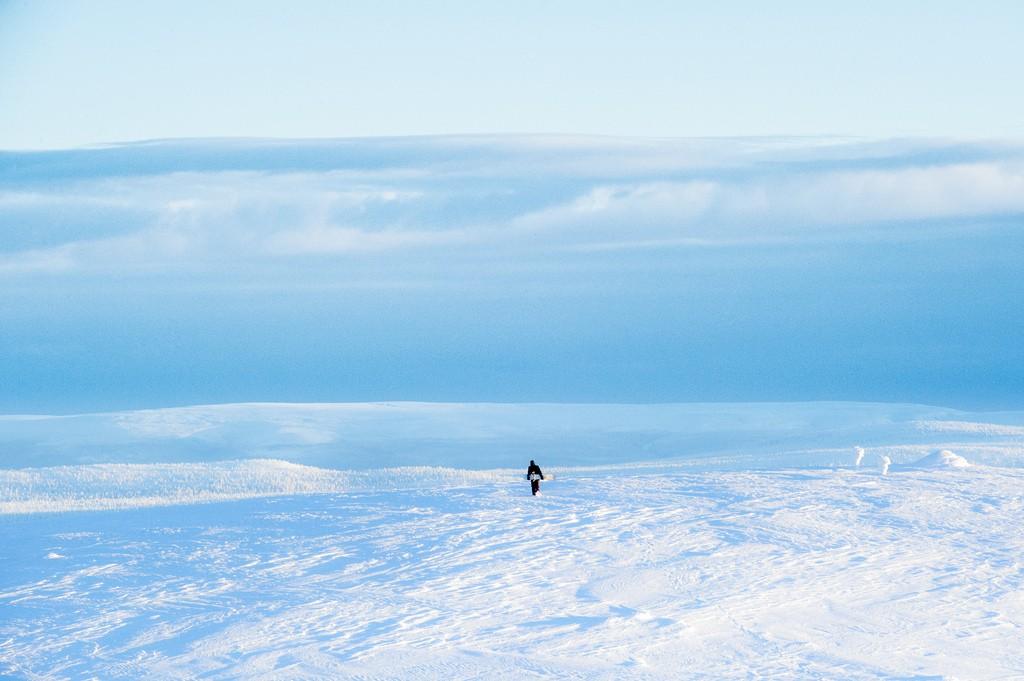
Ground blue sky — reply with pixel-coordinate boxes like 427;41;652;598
2;1;1024;148
1;3;1023;412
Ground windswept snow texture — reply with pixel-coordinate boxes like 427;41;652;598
2;401;1024;678
3;466;1024;679
0;460;519;514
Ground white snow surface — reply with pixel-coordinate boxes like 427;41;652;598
2;401;1024;679
0;460;519;514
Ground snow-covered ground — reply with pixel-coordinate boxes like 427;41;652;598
5;401;1024;472
2;402;1024;679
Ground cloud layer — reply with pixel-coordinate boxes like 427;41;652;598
1;136;1022;411
2;136;1024;277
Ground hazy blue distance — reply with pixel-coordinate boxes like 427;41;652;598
1;136;1023;413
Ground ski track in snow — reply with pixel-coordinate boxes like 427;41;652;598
2;467;1024;680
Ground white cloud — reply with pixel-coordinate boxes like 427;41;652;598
777;162;1024;225
2;138;1023;276
0;171;466;273
513;160;1024;248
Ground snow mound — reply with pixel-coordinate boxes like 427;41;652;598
908;449;971;469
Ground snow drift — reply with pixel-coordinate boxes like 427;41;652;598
0;460;516;514
907;449;971;469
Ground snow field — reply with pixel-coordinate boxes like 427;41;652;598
4;401;1024;471
0;447;990;515
3;401;1023;678
2;465;1023;679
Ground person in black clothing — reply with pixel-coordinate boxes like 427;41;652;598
527;460;544;496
